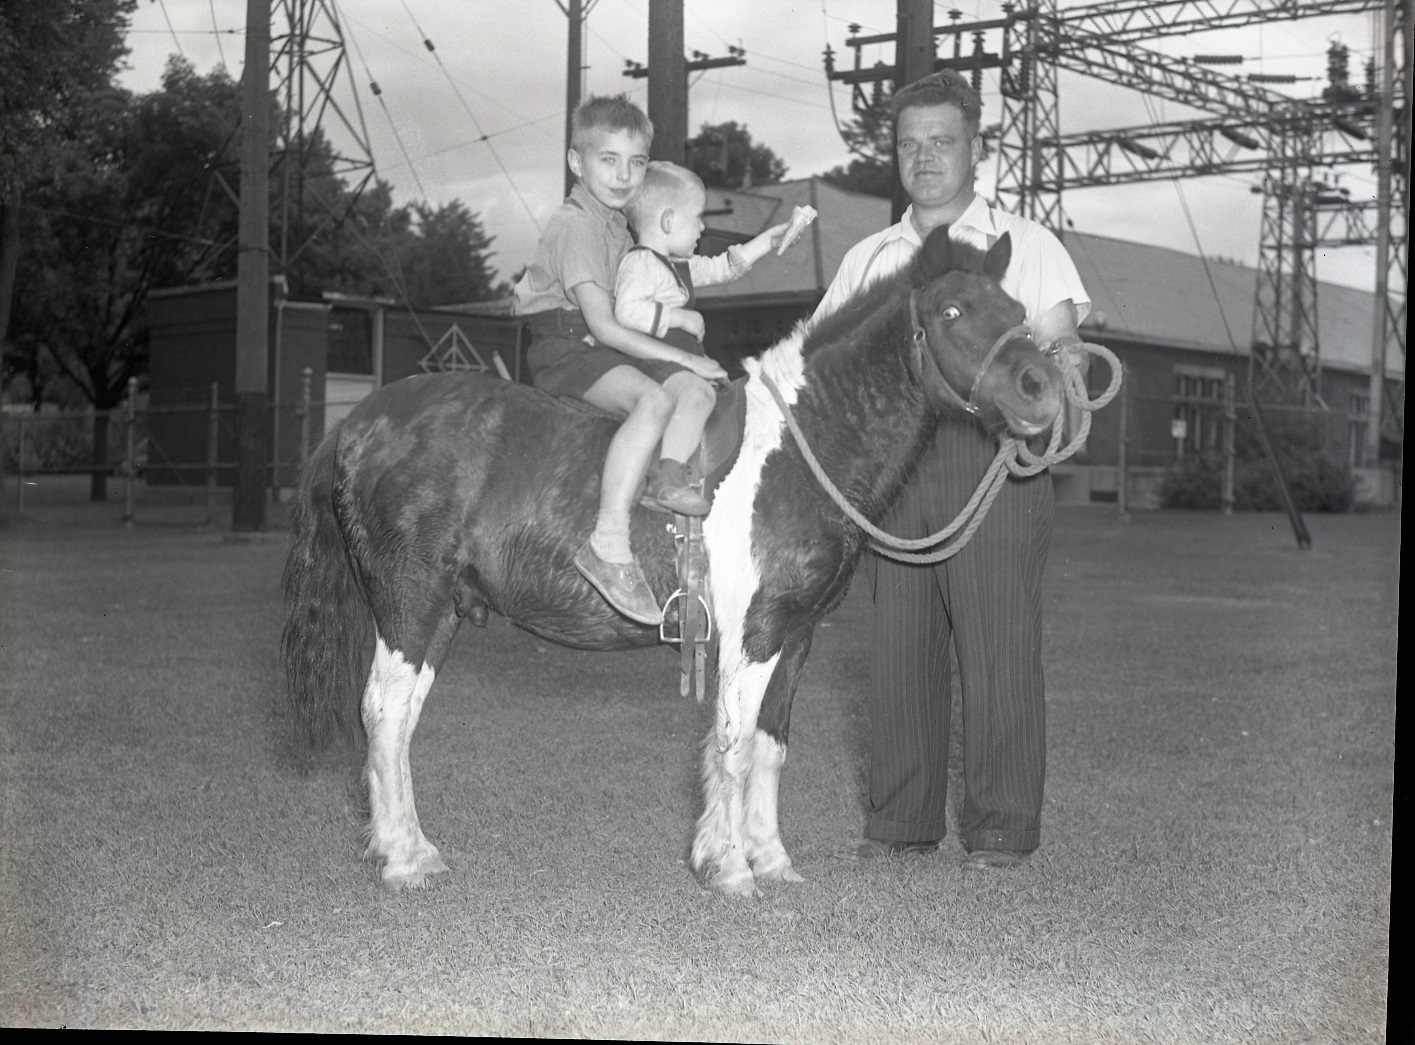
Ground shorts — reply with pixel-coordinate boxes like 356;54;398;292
523;309;700;399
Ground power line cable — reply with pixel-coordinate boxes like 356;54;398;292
156;0;186;56
208;0;228;67
395;0;543;232
334;0;429;200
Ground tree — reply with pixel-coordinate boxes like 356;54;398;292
8;46;506;500
8;58;239;499
686;121;787;189
0;0;135;509
818;99;895;199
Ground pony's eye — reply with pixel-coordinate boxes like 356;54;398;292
942;305;962;321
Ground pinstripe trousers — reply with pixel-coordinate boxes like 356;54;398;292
865;414;1054;855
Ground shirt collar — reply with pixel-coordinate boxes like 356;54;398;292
569;182;627;229
897;194;995;245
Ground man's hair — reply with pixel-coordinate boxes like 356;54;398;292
889;70;983;133
570;94;653;152
626;161;704;231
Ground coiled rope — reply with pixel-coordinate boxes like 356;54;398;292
761;338;1123;565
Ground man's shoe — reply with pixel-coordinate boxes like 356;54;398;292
573;541;662;625
643;459;710;516
962;848;1025;870
854;838;940;860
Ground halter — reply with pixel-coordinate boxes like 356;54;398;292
907;288;1032;418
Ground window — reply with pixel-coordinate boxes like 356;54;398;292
1172;366;1227;457
328;308;373;375
1347;392;1370;468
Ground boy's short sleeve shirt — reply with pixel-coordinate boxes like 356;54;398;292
513;183;634;315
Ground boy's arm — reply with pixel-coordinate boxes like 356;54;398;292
573;282;724;380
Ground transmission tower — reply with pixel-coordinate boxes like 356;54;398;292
269;0;378;275
828;0;1406;440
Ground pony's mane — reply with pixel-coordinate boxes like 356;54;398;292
802;231;990;354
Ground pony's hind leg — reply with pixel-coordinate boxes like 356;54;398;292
362;610;459;890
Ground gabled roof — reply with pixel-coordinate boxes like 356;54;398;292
698;177;1400;379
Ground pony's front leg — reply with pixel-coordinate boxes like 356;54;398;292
743;628;813;884
691;652;779;897
362;632;448;891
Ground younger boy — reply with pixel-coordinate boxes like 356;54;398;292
512;96;724;626
614;161;803;515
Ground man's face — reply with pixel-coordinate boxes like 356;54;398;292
568;128;651;211
895;102;981;212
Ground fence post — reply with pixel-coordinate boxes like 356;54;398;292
1116;362;1129;518
297;366;312;475
1221;371;1236;515
14;413;23;515
206;382;220;527
122;376;137;527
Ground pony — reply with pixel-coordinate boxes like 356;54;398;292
280;224;1065;895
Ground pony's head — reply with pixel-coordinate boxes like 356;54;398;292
908;226;1064;436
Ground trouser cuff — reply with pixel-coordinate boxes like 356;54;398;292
963;828;1039;855
864;814;948;846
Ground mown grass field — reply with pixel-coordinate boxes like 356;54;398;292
0;486;1398;1041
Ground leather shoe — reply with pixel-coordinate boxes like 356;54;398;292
962;848;1025;870
854;838;939;860
642;459;710;516
573;541;662;625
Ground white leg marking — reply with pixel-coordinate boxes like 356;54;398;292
690;653;779;897
694;331;809;897
361;634;446;890
745;728;803;883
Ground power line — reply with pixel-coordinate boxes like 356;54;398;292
394;0;543;232
334;0;429;200
155;0;186;56
208;0;228;68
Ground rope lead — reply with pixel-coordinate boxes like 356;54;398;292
762;338;1123;566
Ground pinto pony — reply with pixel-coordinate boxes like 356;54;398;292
281;225;1065;895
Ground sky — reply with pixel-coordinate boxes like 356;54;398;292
119;0;1391;292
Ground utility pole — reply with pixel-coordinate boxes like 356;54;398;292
647;0;687;162
892;0;936;220
562;0;587;197
623;1;745;166
235;0;272;530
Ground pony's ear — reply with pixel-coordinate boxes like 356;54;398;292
984;232;1012;281
917;224;955;281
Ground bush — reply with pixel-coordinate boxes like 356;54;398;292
1159;439;1357;513
1159;454;1224;509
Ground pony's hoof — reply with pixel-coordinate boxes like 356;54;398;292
380;850;450;891
754;859;805;884
706;867;761;898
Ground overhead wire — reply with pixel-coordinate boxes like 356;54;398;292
208;0;228;68
155;0;186;57
334;1;429;200
395;0;543;232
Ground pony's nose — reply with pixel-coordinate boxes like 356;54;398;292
1016;363;1050;402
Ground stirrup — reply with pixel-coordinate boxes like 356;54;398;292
659;589;714;645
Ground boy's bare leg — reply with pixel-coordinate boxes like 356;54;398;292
658;372;716;465
578;366;672;623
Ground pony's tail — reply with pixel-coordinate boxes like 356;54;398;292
280;431;371;751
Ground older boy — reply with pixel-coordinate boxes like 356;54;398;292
513;96;725;625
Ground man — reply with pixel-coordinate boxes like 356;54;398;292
814;70;1090;870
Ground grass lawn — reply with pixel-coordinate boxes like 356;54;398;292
0;491;1397;1041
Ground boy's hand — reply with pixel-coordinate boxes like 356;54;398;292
673;308;706;341
683;354;727;382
